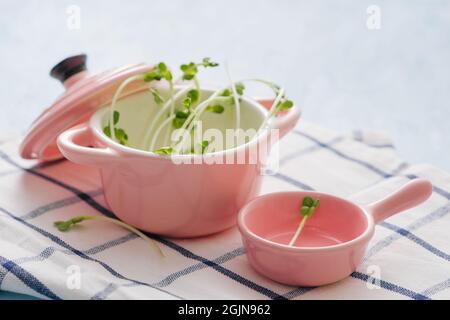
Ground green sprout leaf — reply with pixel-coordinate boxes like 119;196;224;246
183;89;200;109
300;196;320;217
180;58;219;81
235;82;245;96
288;196;320;246
143;62;173;82
206;105;225;114
54;216;94;231
220;88;231;97
143;71;162;82
187;89;199;105
113;110;120;125
201;57;219;68
103;123;128;146
176;110;190;119
172;109;190;128
180;62;198;80
103;126;111;138
115;128;128;145
173;118;186;129
154;146;174;156
276;99;294;113
200;140;210;154
150;88;164;105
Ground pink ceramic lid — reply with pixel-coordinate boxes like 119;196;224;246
19;54;154;161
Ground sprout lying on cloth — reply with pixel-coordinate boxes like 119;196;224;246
104;58;294;155
54;216;164;257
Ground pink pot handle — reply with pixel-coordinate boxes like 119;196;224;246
57;124;120;167
257;98;301;139
365;179;433;224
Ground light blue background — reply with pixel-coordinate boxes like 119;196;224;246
0;0;449;299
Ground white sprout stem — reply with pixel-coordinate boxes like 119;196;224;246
162;81;176;146
225;63;241;131
173;75;184;84
241;78;279;91
258;87;285;132
162;77;200;146
172;88;225;153
149;114;176;151
193;77;201;107
191;77;206;149
288;215;309;247
89;216;164;256
109;75;144;141
141;84;195;150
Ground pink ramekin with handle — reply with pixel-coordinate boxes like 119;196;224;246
237;179;433;286
57;91;301;238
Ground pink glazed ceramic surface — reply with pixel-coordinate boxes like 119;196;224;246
238;179;432;286
20;54;154;161
57;90;301;238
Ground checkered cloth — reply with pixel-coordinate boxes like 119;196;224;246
0;121;449;300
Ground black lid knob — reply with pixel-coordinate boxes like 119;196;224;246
50;54;87;84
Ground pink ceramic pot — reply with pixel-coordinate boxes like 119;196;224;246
238;179;432;286
57;90;301;238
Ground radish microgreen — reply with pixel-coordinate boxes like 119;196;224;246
154;146;174;155
288;196;320;247
200;140;210;154
183;89;200;109
103;111;128;145
205;105;225;114
235;82;245;96
180;58;219;80
107;58;294;155
150;88;165;105
172;110;190;129
54;215;164;256
144;62;173;82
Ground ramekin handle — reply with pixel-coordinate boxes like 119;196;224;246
57;124;120;167
257;98;301;140
365;179;433;224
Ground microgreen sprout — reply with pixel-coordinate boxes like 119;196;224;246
180;62;198;81
144;62;173;82
108;62;174;144
235;82;245;96
180;58;219;80
288;196;320;247
150;88;165;105
205;105;225;114
154;146;174;156
173;110;190;129
107;58;294;155
200;140;210;154
54;216;164;256
142;58;219;151
103;111;128;145
276;99;294;112
141;84;195;150
200;57;219;68
220;88;231;97
183;89;200;110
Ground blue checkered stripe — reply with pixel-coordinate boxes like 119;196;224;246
0;123;449;300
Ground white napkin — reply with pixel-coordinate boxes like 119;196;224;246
0;121;449;299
